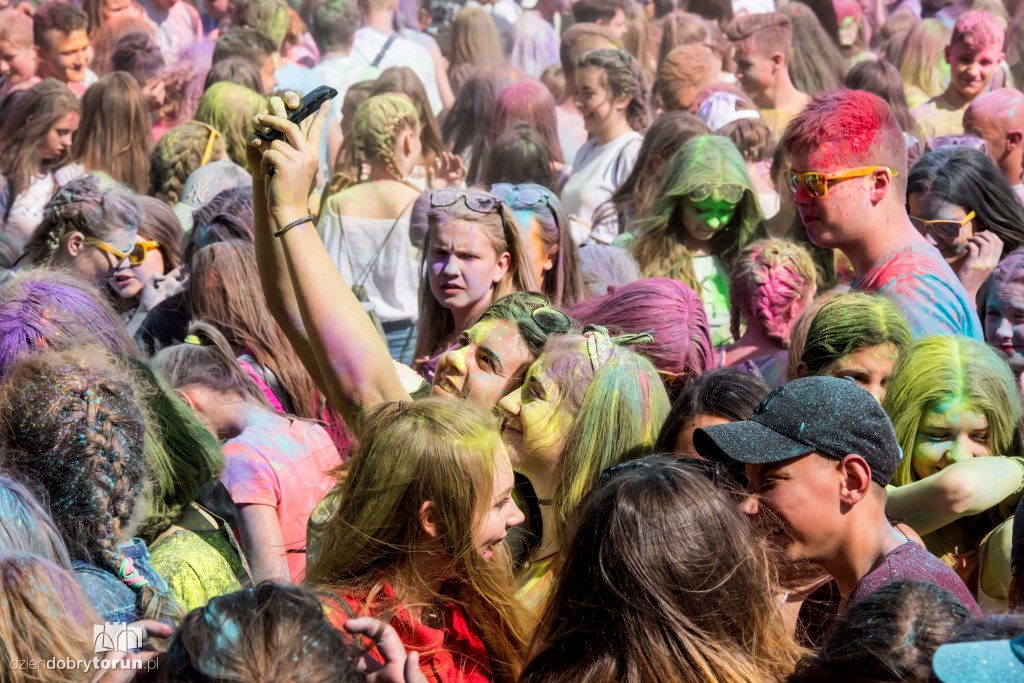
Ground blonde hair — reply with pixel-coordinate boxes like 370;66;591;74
0;553;100;683
728;239;817;346
414;195;536;362
350;94;419;183
899;19;953;102
307;399;529;683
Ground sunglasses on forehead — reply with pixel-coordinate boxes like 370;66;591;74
430;189;504;214
490;183;555;211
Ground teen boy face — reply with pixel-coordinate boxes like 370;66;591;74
945;40;1003;101
36;27;90;84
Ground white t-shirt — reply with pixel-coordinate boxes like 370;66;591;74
311;55;381;182
351;27;442;115
316;201;420;323
1;172;58;247
562;131;643;245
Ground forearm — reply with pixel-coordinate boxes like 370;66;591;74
271;204;410;424
886;457;1024;535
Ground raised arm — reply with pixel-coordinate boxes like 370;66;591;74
250;95;410;429
886;456;1024;536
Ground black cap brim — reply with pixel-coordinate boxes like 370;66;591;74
693;420;817;465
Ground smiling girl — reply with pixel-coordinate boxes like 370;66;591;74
0;79;80;246
561;48;649;245
907;146;1024;304
884;336;1024;611
309;399;529;683
985;248;1024;381
631;134;766;345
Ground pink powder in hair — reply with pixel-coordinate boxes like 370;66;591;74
952;10;1005;52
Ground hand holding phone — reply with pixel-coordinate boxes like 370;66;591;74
254;85;338;143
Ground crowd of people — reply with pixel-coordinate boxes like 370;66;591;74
2;0;1024;680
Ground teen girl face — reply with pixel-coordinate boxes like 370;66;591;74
680;190;740;245
497;350;576;472
474;442;525;561
427;218;510;317
109;241;165;300
911;396;991;480
574;66;626;141
431;318;533;410
907;192;975;265
985;281;1024;376
818;342;900;403
37;112;79;164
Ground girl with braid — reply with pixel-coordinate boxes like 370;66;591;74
317;94;423;365
149;120;228;206
721;238;818;387
0;347;181;625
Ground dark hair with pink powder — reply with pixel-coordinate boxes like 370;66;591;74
489;81;564;165
951;9;1005;51
783;89;908;197
565;277;716;382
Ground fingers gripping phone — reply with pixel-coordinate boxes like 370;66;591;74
254;85;338;143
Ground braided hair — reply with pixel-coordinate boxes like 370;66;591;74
728;239;817;346
577;49;651;133
347;94;420;187
0;347;180;623
149;121;228;205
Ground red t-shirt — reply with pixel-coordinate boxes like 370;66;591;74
320;584;494;683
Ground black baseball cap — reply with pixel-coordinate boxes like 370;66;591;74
693;376;902;485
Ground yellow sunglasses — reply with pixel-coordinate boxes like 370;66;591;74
785;166;898;199
910;210;976;241
84;236;161;266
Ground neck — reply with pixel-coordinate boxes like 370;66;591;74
363;10;394;34
941;85;973;110
220;400;286;439
366;161;401;182
845;210;924;276
724;324;783;364
769;72;803;111
323;47;352;59
521;465;560;560
822;513;906;597
450;291;494;336
595;115;632;146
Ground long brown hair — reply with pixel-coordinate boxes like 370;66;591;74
522;456;803;683
0;553;100;683
414;195;536;362
449;7;503;93
0;79;79;200
185;241;322;420
136;195;184;272
72;72;154;193
307;399;529;683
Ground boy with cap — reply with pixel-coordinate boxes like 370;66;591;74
694;376;982;616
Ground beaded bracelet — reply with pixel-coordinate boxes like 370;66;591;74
273;214;314;237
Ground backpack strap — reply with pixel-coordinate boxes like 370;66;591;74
371;33;398;68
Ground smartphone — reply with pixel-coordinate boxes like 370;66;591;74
254;85;339;143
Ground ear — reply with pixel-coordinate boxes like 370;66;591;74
944;44;951;66
1007;129;1023;151
492;250;511;284
868;167;892;204
770;51;785;70
65;231;86;257
649;153;664;171
838;454;872;505
542;244;556;273
418;501;438;539
175;388;199;410
795;360;809;379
